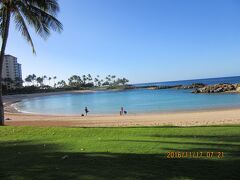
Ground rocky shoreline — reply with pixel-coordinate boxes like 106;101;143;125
135;83;240;94
134;83;204;90
193;83;240;93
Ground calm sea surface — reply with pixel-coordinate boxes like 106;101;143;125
134;76;240;87
16;76;240;115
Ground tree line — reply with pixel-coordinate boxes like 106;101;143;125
2;77;23;88
23;74;129;88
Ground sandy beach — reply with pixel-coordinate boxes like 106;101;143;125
4;108;240;127
3;91;240;127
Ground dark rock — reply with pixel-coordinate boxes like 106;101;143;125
193;83;238;94
178;83;206;89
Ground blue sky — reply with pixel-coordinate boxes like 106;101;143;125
6;0;240;84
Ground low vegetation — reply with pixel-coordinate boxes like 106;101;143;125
3;74;130;95
0;125;239;179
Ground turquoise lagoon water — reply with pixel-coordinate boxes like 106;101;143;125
15;89;240;115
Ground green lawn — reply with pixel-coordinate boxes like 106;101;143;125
0;125;239;180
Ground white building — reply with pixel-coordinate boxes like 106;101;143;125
2;55;22;89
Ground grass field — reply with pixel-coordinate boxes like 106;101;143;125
0;125;239;180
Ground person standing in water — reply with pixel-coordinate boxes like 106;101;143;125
85;107;89;116
120;107;124;116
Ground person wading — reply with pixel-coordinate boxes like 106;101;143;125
85;107;89;116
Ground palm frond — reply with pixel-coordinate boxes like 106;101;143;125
15;0;63;39
26;0;60;15
0;8;3;37
13;8;36;54
0;0;62;54
29;4;63;32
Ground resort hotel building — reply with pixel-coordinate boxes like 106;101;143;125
2;54;23;89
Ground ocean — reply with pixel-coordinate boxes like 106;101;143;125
15;76;240;115
134;76;240;87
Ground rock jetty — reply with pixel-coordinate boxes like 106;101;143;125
132;83;240;94
178;83;205;89
193;84;240;93
146;83;205;90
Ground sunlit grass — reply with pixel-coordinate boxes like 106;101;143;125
0;125;239;179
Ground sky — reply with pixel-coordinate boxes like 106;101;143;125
5;0;240;84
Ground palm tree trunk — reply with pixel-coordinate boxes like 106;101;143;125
0;8;11;126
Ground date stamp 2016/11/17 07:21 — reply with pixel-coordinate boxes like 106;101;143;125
166;152;224;159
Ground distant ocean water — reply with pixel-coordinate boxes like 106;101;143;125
134;76;240;87
15;76;240;115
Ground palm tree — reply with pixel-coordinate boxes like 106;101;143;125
57;80;66;88
100;79;104;87
116;78;129;86
122;78;129;85
48;77;52;86
36;77;43;87
0;0;63;125
68;75;82;88
95;75;101;87
105;75;111;86
87;74;92;83
82;75;87;85
111;75;116;85
94;78;99;87
43;75;47;85
32;74;36;86
53;76;57;87
25;75;32;86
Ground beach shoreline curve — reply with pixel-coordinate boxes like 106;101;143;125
3;91;240;127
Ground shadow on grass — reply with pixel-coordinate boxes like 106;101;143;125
151;134;240;143
0;141;239;180
105;139;240;153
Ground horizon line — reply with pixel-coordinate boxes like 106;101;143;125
133;75;240;85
